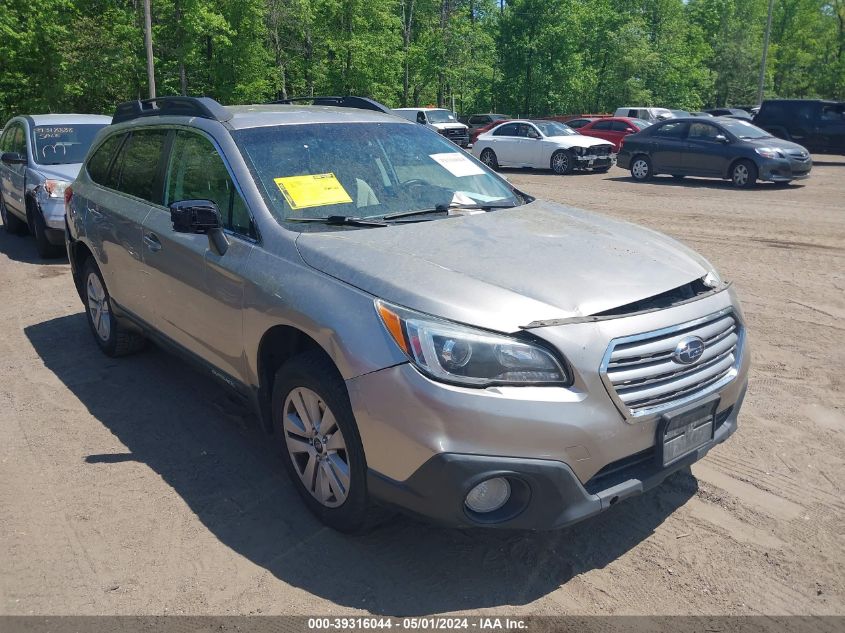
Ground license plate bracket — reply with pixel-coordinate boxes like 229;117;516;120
657;397;718;467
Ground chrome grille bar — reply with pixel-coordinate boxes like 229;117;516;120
600;308;744;419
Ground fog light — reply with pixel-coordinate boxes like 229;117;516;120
465;477;511;513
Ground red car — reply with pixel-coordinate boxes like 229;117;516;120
578;117;651;151
469;118;511;145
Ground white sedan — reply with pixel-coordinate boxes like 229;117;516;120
472;120;616;175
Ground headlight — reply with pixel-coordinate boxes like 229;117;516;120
44;179;71;198
754;147;784;159
702;270;722;288
375;300;569;387
572;146;584;155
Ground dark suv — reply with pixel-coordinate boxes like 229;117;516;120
754;99;845;155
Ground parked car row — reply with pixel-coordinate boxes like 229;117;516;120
1;95;750;535
0;114;111;257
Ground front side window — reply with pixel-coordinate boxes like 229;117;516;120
116;130;168;202
165;131;253;238
32;124;107;165
5;124;26;156
688;123;721;140
234;122;518;225
593;120;613;131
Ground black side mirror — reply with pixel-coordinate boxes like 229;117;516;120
1;152;27;165
169;199;229;255
416;112;427;124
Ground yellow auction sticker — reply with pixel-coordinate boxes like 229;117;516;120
274;173;353;210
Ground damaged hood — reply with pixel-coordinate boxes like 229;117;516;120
295;200;712;332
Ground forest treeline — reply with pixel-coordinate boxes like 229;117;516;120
1;0;843;121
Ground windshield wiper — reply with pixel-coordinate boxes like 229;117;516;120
382;202;517;221
287;215;388;227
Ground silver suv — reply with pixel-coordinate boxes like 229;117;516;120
1;114;111;257
65;96;748;532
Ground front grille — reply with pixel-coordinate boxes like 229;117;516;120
601;309;743;419
440;128;468;140
785;149;810;162
594;146;612;157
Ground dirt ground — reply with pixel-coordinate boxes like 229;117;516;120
1;160;843;618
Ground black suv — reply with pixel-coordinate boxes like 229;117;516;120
754;99;845;155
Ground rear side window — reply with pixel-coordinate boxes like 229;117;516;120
117;130;168;203
165;131;254;238
593;120;613;130
611;121;630;132
86;134;126;185
653;121;688;138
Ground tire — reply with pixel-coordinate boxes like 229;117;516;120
630;155;653;181
272;350;379;533
731;159;758;188
479;148;498;170
0;194;27;235
82;257;146;357
551;150;574;175
30;206;63;259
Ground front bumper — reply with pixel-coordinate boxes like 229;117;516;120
575;154;616;169
368;389;742;530
348;289;749;529
758;155;812;181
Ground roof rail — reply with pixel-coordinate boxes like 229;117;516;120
112;96;232;125
269;96;392;114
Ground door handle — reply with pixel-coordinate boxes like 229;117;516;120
143;233;162;253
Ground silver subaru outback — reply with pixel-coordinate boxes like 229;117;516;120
64;96;748;533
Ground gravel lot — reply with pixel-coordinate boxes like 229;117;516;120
1;160;843;617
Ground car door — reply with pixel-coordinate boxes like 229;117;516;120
648;121;689;172
683;121;729;176
817;103;845;154
610;120;637;151
786;102;820;149
1;123;28;217
517;123;543;166
84;129;166;320
141;129;255;382
489;122;522;166
587;120;615;146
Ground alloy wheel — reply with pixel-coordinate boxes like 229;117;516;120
552;152;570;174
283;387;350;508
733;164;749;187
632;159;649;179
480;149;496;168
86;272;111;342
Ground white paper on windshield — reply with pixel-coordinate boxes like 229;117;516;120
429;152;485;177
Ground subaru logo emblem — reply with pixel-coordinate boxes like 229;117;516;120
673;336;705;365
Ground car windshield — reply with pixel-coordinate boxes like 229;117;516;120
426;110;457;123
234;122;519;225
531;121;578;137
719;119;771;139
31;124;107;165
